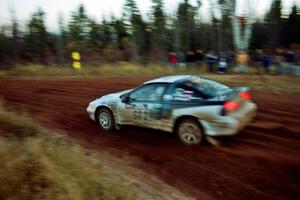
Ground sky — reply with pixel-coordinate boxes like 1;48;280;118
0;0;298;32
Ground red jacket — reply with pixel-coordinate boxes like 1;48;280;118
168;55;177;63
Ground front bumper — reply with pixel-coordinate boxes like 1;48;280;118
87;108;96;121
201;102;257;136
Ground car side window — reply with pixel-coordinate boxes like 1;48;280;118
130;84;167;101
173;84;204;101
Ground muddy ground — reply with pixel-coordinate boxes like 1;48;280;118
0;76;299;200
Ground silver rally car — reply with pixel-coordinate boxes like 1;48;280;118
87;75;257;145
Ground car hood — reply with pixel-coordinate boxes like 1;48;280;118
92;89;132;104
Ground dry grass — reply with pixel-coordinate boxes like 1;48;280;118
0;63;180;77
0;62;236;77
0;102;193;200
0;63;299;94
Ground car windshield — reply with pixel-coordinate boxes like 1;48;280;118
183;77;231;97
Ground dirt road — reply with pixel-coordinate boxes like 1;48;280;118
0;76;299;200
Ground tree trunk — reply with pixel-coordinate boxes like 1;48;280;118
225;0;253;51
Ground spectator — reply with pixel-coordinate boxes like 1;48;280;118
295;50;300;64
195;49;204;66
295;50;300;76
168;52;178;68
262;50;272;74
206;50;217;72
218;52;228;73
284;50;295;74
274;48;284;75
185;50;195;67
177;52;186;67
253;49;263;74
236;51;249;73
226;51;235;69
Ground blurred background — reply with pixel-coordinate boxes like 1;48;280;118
0;2;300;199
0;0;299;68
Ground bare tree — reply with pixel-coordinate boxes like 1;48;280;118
223;0;254;51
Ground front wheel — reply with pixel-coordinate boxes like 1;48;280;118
96;108;115;132
177;119;203;145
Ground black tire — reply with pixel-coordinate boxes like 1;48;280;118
177;119;203;145
96;108;115;132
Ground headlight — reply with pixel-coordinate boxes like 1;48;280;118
87;104;94;110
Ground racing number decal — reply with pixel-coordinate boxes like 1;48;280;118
133;110;150;121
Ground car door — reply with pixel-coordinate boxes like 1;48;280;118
161;83;207;119
118;83;168;129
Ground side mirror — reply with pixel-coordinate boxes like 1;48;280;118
121;93;130;103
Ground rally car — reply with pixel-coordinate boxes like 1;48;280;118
87;75;257;145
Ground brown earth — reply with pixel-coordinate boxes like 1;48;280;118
0;76;299;200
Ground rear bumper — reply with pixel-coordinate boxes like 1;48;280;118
201;102;257;136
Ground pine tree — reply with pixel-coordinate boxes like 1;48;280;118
68;4;90;50
11;8;20;61
111;18;128;50
57;14;68;64
265;0;283;47
88;19;102;49
176;0;197;53
58;14;67;47
287;5;300;45
123;0;148;61
150;0;167;52
25;8;48;63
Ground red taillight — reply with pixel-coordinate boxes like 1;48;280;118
224;101;238;111
239;92;251;100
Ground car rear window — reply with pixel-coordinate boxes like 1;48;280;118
183;78;231;97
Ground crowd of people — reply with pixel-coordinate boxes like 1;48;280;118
167;49;300;75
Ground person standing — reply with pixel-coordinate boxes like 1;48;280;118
295;50;300;76
226;51;235;69
177;52;186;68
185;50;195;67
218;52;228;73
274;48;284;75
253;49;263;74
206;50;217;72
195;49;204;67
236;51;249;73
168;52;178;68
284;50;296;74
262;50;272;74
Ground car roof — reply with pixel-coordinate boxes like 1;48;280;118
144;75;197;84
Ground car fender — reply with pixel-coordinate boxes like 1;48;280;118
171;105;223;134
93;89;132;123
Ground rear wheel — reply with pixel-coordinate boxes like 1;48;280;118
177;119;203;145
96;108;115;132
